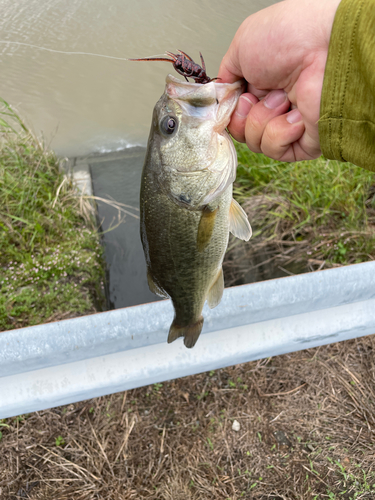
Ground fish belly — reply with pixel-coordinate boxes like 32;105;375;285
140;171;231;346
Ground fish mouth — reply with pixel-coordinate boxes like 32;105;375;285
165;74;243;103
165;74;243;134
166;74;243;90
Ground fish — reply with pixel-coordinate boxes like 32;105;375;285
140;74;252;348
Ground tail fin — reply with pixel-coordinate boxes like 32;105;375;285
168;316;204;349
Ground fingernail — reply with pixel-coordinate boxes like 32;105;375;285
235;96;253;117
286;108;302;124
264;90;287;109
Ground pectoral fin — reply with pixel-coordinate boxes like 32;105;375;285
207;267;224;309
147;270;168;298
229;199;252;241
197;207;218;252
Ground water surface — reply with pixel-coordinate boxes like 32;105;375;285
0;0;278;156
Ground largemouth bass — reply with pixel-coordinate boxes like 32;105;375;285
140;74;251;348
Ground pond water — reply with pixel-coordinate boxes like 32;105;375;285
0;0;277;157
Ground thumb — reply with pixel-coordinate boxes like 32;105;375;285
218;41;244;84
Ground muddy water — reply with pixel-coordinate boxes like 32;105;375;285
0;0;277;157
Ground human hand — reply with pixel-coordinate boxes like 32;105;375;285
218;0;341;162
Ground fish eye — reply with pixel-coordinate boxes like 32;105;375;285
160;115;178;136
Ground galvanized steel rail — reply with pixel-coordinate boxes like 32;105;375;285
1;262;375;418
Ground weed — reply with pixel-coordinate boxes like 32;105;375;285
196;391;209;400
0;98;105;330
224;144;375;285
55;435;65;447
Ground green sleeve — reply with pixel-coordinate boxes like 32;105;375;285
319;0;375;171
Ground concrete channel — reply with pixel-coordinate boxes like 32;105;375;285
60;147;161;309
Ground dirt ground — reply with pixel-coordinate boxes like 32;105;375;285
1;335;375;500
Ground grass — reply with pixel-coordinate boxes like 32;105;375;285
2;114;373;325
224;144;375;285
0;98;105;331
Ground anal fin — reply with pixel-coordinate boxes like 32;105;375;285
229;198;252;241
207;267;224;309
168;316;204;348
147;270;168;298
197;207;218;252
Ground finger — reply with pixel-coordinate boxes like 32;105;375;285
218;55;269;95
260;109;320;162
244;90;290;153
260;109;305;161
247;83;269;99
227;93;259;143
217;53;242;84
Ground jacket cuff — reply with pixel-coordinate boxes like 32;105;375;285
319;0;375;170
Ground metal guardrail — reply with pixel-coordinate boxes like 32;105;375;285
1;261;375;419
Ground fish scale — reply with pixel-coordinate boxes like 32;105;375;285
143;176;230;319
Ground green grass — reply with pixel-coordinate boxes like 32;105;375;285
0;98;105;331
2;106;374;329
232;143;375;269
323;457;375;499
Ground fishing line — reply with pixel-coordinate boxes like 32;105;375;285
0;41;166;62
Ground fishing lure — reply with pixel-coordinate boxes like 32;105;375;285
129;50;219;84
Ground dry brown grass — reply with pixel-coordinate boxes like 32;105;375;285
1;336;375;499
223;195;375;287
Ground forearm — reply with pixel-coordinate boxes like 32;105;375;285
319;0;375;171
